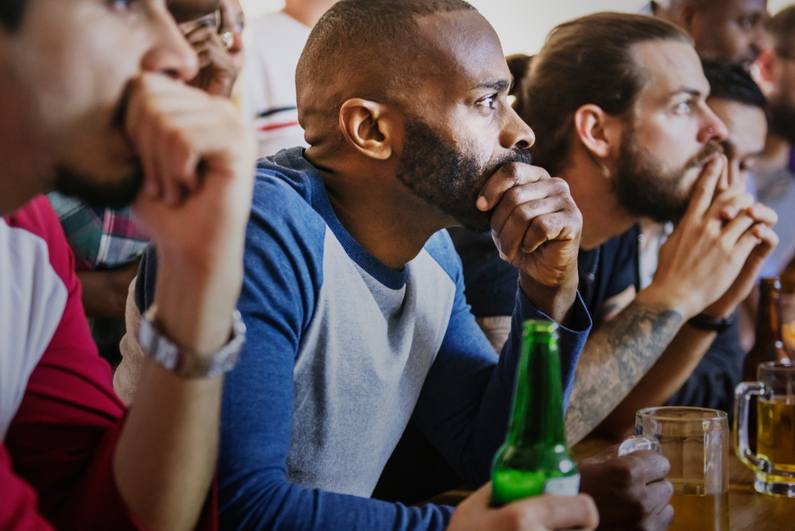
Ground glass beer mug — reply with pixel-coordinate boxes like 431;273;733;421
619;407;730;531
734;361;795;497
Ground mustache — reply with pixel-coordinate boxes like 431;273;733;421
685;142;724;170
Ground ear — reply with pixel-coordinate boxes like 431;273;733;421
573;104;616;161
339;98;394;161
674;3;698;31
754;47;777;89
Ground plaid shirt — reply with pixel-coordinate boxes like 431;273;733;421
47;193;150;271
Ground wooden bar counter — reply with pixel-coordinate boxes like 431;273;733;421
424;438;795;530
571;438;795;531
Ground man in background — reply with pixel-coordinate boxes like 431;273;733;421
242;0;339;156
752;5;795;277
455;13;776;444
647;0;768;69
47;3;244;367
0;0;255;528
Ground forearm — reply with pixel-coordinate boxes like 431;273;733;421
113;256;241;531
564;300;683;445
596;324;716;440
114;361;222;531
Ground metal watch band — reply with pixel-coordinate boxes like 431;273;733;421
138;305;246;378
686;311;735;334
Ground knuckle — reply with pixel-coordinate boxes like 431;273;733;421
503;162;521;181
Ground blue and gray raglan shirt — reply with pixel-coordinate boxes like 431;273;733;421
136;147;592;531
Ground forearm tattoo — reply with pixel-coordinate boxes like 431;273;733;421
565;301;683;444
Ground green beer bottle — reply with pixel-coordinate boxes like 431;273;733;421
491;320;579;506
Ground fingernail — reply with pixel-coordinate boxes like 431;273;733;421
476;196;488;211
724;206;737;218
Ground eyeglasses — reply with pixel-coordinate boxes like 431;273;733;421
180;10;220;36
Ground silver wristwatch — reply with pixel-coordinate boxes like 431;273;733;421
138;305;246;378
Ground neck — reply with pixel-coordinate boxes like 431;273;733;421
282;0;337;28
560;149;637;250
318;163;449;271
757;132;792;173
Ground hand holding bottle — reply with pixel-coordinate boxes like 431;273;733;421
448;483;598;531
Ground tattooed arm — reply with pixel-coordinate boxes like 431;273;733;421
564;301;684;445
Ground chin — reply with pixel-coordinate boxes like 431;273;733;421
53;162;144;209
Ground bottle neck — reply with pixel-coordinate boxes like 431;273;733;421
506;335;567;447
755;286;783;347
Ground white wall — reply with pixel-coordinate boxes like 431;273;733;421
240;0;795;56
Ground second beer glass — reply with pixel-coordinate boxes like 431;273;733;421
619;407;730;531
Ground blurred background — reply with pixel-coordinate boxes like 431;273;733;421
239;0;794;55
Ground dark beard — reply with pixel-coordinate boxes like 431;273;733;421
395;118;532;233
614;133;722;224
53;163;143;209
767;97;795;145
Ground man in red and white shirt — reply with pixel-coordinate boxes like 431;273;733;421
0;0;256;529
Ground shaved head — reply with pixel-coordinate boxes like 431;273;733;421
296;0;476;149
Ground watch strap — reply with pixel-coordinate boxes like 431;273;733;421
138;305;246;378
686;311;735;334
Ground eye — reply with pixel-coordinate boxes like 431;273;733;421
477;95;498;110
673;101;692;115
738;14;761;30
109;0;135;10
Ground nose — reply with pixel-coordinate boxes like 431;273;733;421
141;5;200;82
697;106;728;144
502;107;536;150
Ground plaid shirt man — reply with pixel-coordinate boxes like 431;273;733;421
47;193;149;271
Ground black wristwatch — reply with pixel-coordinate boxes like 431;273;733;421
686;311;735;334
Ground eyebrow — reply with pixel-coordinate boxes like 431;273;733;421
472;79;511;93
669;87;707;100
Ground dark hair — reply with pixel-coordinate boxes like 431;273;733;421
768;5;795;56
0;0;26;30
701;58;766;109
516;12;691;174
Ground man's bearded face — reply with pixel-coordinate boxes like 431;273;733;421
396;117;532;233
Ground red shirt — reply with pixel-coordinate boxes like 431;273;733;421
0;197;216;530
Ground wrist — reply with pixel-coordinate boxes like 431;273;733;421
153;256;243;355
635;284;693;319
518;271;578;326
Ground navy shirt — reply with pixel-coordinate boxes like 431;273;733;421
450;225;746;415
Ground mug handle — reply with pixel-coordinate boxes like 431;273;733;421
618;435;660;457
733;381;769;474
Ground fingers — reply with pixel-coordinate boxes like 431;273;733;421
683;156;725;222
707;186;752;222
477;162;548;212
746;203;778;228
490;179;578;259
124;73;246;207
625;450;671;485
498;494;599;531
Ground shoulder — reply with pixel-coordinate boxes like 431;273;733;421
5;197;74;284
422;230;464;285
249;149;327;239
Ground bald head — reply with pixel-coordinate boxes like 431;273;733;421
651;0;767;67
296;0;477;148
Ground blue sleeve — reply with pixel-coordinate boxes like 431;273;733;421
412;238;592;488
219;173;453;531
664;314;745;417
